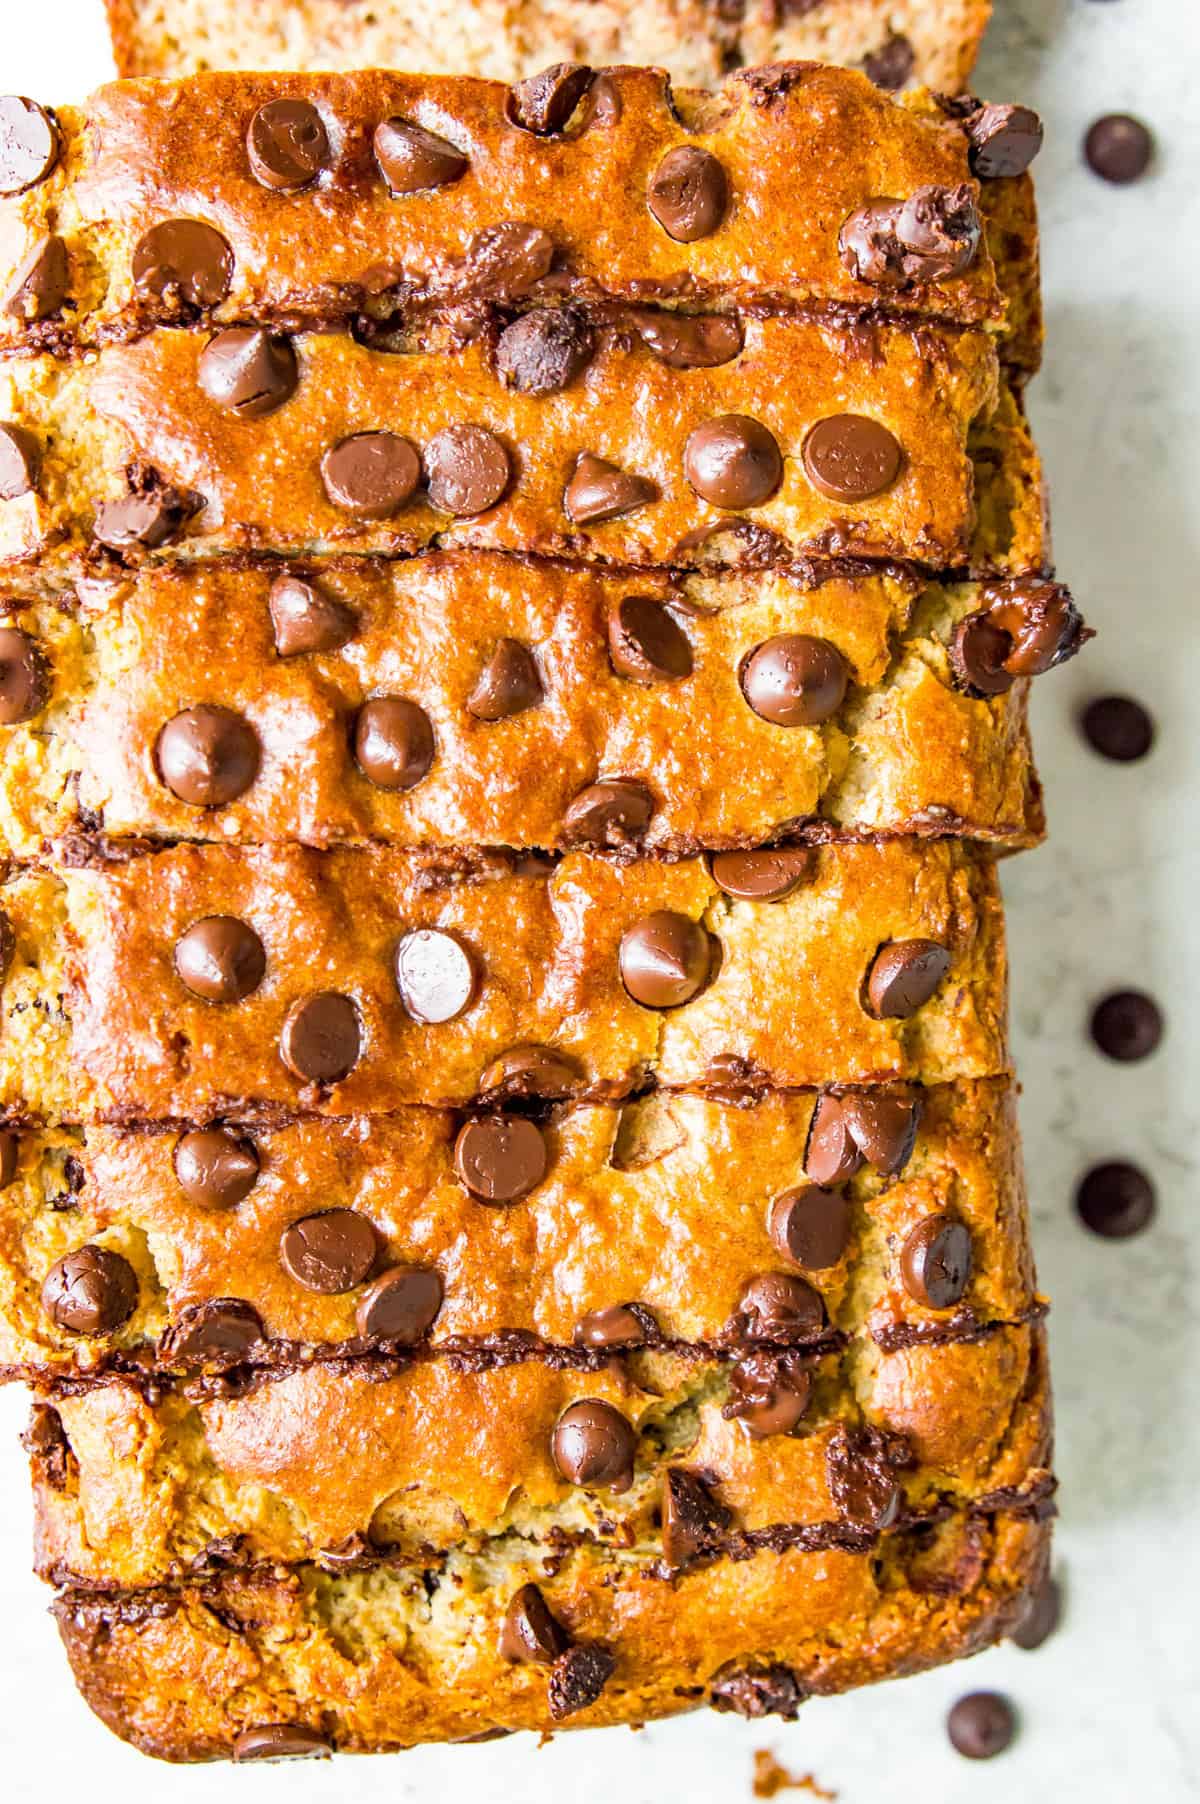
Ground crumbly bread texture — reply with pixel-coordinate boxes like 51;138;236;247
105;0;991;93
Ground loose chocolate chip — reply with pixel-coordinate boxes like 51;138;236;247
551;1398;637;1489
949;613;1018;696
0;1129;18;1188
802;414;902;501
722;1349;812;1438
354;696;435;790
268;574;357;655
2;233;68;321
157;706;260;806
233;1726;331;1762
607;594;692;684
1080;695;1154;762
92;484;197;551
862;33;915;89
0;627;48;725
394;928;476;1023
1075;1161;1155;1239
174;916;266;1003
1011;1574;1061;1650
548;1644;616;1721
1090;989;1163;1062
825;1423;912;1528
734;1272;825;1341
467;637;543;719
901;1214;972;1309
564;452;657;524
865;939;951;1018
575;1303;653;1348
247;99;330;191
174;1128;260;1208
563;778;655;847
320;432;421;519
163;1298;264;1367
966;104;1044;179
508;63;595;135
683;415;782;509
804;1095;862;1187
710;1664;808;1721
425;424;510;517
740;634;847;727
709;847;814;902
768;1185;850;1270
279;991;362;1084
465;222;555;294
0;423;40;499
662;1467;733;1565
133;219;234;310
42;1245;138;1336
0;96;59;195
840;1092;921;1174
356;1265;443;1342
198;326;298;418
839;184;981;287
947;1692;1017;1760
374;117;468;194
454;1113;548;1202
280;1208;377;1292
495;307;595;395
500;1583;569;1663
618;910;711;1008
632;310;743;369
1085;113;1153;184
647;145;728;242
479;1043;581;1100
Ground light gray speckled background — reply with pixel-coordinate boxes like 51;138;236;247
1;1;1197;1795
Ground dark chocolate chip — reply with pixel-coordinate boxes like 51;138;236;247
1011;1574;1061;1650
662;1466;733;1565
647;145;728;242
393;928;476;1024
495;307;594;395
900;1213;972;1308
1085;113;1153;184
0;96;59;195
1080;695;1154;762
618;910;711;1008
174;916;266;1003
0;908;12;984
548;1644;615;1721
551;1398;637;1489
355;1265;443;1343
174;1128;260;1208
768;1185;850;1271
465;222;555;294
564;452;657;524
354;696;435;791
722;1349;812;1438
947;1692;1017;1760
1090;989;1163;1062
1075;1161;1155;1239
268;574;357;656
320;432;421;518
607;594;692;683
198;326;298;418
2;233;68;321
563;778;655;847
233;1726;331;1762
802;413;902;501
246;99;330;191
839;185;981;286
574;1303;653;1349
479;1043;581;1100
708;847;815;902
508;63;595;135
862;33;915;89
0;1129;18;1188
374;118;468;194
454;1113;548;1202
734;1272;825;1341
425;424;510;517
279;991;362;1084
500;1583;569;1663
0;627;48;725
132;219;233;310
42;1245;138;1336
584;73;622;128
980;577;1087;677
632;310;743;369
865;939;951;1018
683;415;782;509
92;483;198;551
949;613;1017;696
162;1298;264;1367
0;423;40;499
804;1094;863;1187
280;1208;377;1292
825;1423;912;1528
156;706;260;806
966;104;1044;179
467;637;543;719
710;1664;808;1721
740;634;847;726
840;1092;921;1174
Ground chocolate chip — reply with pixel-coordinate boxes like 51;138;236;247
900;1214;972;1308
840;1092;921;1174
174;916;266;1003
966;104;1044;179
1011;1575;1061;1650
564;452;657;524
952;578;1087;695
0;909;12;984
563;778;655;847
280;1209;377;1292
174;1128;260;1208
1090;989;1163;1062
734;1272;824;1341
1085;113;1153;183
0;627;48;725
374;118;468;194
133;219;233;310
162;1298;264;1367
233;1726;331;1762
279;992;362;1084
508;64;595;134
683;415;782;509
354;696;435;790
804;1095;863;1186
647;145;728;242
0;1129;18;1188
607;595;692;684
467;637;543;719
710;1664;808;1721
863;33;915;88
197;327;298;418
865;940;950;1018
0;96;59;195
42;1245;138;1336
500;1584;569;1663
548;1644;615;1721
92;483;198;551
551;1398;637;1489
583;73;621;127
740;634;847;727
320;432;421;518
825;1423;912;1528
394;928;476;1024
247;99;330;191
1075;1161;1155;1239
722;1349;812;1438
2;233;68;321
574;1303;653;1348
839;184;981;286
479;1043;581;1100
356;1265;443;1342
947;1692;1017;1760
618;911;711;1008
157;706;260;806
768;1186;850;1270
454;1113;548;1202
708;847;814;902
662;1467;732;1565
1080;695;1154;762
0;423;40;499
948;613;1018;696
268;574;356;655
465;222;555;294
802;414;902;501
495;308;594;395
632;310;743;369
425;424;510;517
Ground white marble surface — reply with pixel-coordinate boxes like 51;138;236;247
1;0;1198;1794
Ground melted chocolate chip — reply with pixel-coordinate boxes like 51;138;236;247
1090;989;1163;1062
709;847;814;902
92;482;198;551
563;778;655;847
2;233;68;321
864;939;950;1018
355;1265;443;1343
0;96;59;195
710;1664;808;1721
198;326;298;418
393;928;476;1024
0;1129;18;1189
465;222;555;294
132;219;234;310
479;1043;581;1100
768;1186;850;1270
548;1644;616;1720
840;1091;921;1174
495;307;594;394
966;104;1044;179
551;1398;637;1489
500;1583;569;1663
1011;1574;1061;1650
454;1113;548;1202
575;1303;653;1348
947;1692;1017;1760
900;1214;972;1309
156;706;260;806
734;1272;824;1341
839;185;981;286
0;627;48;725
564;452;657;524
662;1467;733;1565
618;910;711;1008
802;414;902;501
268;574;356;656
1085;113;1153;184
354;696;435;791
280;1208;377;1293
826;1423;912;1528
162;1298;264;1368
42;1245;138;1336
425;424;510;517
632;310;743;369
467;637;543;719
1075;1161;1155;1239
607;594;692;683
723;1349;812;1438
174;916;266;1003
1080;694;1154;762
279;991;362;1084
684;415;782;509
647;145;728;242
320;431;421;518
374;118;468;194
740;634;847;726
233;1726;331;1763
949;613;1018;696
0;423;40;499
174;1128;259;1208
508;64;595;135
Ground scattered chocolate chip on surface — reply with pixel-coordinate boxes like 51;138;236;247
563;777;654;846
424;424;510;517
174;1128;260;1208
647;145;728;241
268;574;356;655
495;307;594;394
684;415;782;509
547;1644;616;1721
722;1349;812;1438
865;939;951;1018
632;310;743;369
353;696;435;790
839;185;980;286
619;910;711;1008
768;1186;850;1271
741;634;847;726
320;431;421;518
394;928;476;1024
500;1584;569;1663
802;413;902;501
551;1398;637;1489
467;637;543;718
1090;989;1163;1062
804;1095;864;1186
1085;113;1153;184
862;33;915;89
734;1272;825;1341
709;847;814;902
900;1214;973;1308
965;103;1044;178
0;95;60;195
840;1092;921;1174
157;706;260;806
1076;1161;1156;1239
198;326;298;417
575;1303;651;1348
479;1042;580;1100
42;1245;138;1336
465;221;555;294
661;1467;733;1564
374;117;468;194
246;99;329;190
355;1265;443;1343
947;1691;1017;1760
280;1208;377;1293
508;63;595;135
163;1298;264;1367
174;915;266;1003
132;219;233;309
564;452;657;524
454;1114;548;1202
608;594;692;684
1080;694;1154;762
279;991;362;1084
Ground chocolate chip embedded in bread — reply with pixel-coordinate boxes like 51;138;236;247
393;928;476;1024
900;1213;972;1308
802;414;902;501
425;424;510;517
508;63;595;135
548;1644;616;1721
948;613;1016;696
465;222;555;295
161;1298;265;1368
862;33;915;90
551;1398;637;1490
355;1265;443;1343
977;577;1088;678
564;453;657;524
0;1129;18;1189
247;99;330;191
374;117;469;194
280;1208;377;1293
840;1091;921;1174
92;481;200;551
804;1094;863;1187
825;1423;912;1528
173;1127;260;1208
710;1663;809;1721
479;1043;581;1100
740;634;847;726
768;1186;850;1271
2;233;68;321
1085;113;1153;185
467;637;543;720
947;1692;1017;1761
42;1245;138;1335
864;939;951;1018
353;696;435;790
574;1302;654;1349
722;1349;812;1438
607;595;692;684
454;1113;548;1202
683;415;781;509
965;103;1044;178
132;219;234;310
495;308;594;395
233;1726;331;1763
156;706;260;806
0;96;60;195
279;991;362;1084
198;327;298;418
632;310;743;369
647;145;728;242
618;910;711;1008
500;1583;570;1663
839;185;981;286
709;848;815;902
563;778;654;847
0;423;41;498
661;1467;733;1565
320;431;421;518
0;627;48;725
268;574;357;656
733;1272;825;1341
